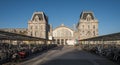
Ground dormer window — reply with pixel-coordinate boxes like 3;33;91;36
34;15;39;22
86;14;91;21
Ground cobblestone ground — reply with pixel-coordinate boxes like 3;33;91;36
3;46;119;65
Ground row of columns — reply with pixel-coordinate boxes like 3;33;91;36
55;39;68;45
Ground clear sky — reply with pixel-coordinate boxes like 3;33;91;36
0;0;120;35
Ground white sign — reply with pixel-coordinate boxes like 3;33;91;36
49;36;52;40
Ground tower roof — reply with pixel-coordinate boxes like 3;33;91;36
31;12;48;22
31;12;43;20
80;11;95;20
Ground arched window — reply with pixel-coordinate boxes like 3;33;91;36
86;14;91;21
53;27;73;38
34;15;39;22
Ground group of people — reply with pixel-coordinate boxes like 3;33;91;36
0;43;57;64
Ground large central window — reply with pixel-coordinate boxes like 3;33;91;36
53;27;73;38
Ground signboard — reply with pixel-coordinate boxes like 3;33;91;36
49;36;52;40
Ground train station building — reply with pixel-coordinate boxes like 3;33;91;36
0;11;99;45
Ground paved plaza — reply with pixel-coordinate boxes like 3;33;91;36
18;46;118;65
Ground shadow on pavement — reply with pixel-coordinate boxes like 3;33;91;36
40;47;119;65
51;45;64;50
40;59;93;65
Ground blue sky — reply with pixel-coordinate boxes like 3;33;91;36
0;0;120;35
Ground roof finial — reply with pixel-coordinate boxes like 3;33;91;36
61;23;64;26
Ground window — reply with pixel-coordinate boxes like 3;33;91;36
82;25;84;28
30;32;32;36
86;14;91;21
57;39;60;44
88;25;90;28
36;26;38;29
93;31;95;36
83;31;84;33
93;25;95;29
31;26;32;29
35;31;37;36
87;18;90;21
34;15;39;21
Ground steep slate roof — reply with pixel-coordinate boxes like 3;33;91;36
32;14;43;21
31;12;48;23
76;11;96;28
80;11;95;20
32;12;43;21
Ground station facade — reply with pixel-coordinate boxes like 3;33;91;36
0;11;98;45
28;11;98;45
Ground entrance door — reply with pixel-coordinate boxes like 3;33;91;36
65;39;68;45
57;39;60;44
61;39;64;45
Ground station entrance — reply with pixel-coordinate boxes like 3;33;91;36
53;24;74;45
